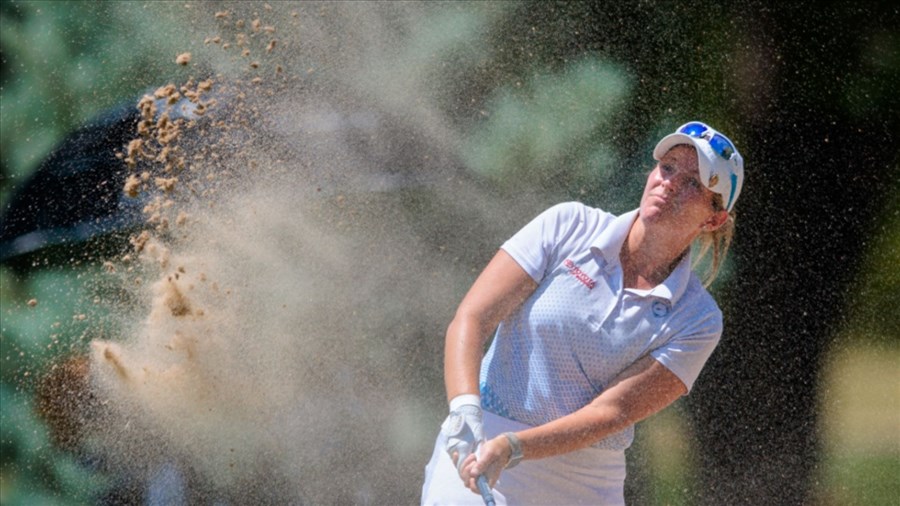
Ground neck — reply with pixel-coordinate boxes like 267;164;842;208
621;217;695;289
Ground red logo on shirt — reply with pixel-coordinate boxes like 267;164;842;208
564;259;596;290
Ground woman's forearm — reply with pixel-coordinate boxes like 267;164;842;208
444;315;491;400
443;250;538;402
515;356;687;460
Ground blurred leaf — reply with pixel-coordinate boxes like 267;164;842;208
0;385;48;467
463;57;630;195
1;1;199;204
1;379;107;505
844;189;900;343
842;29;900;119
0;267;111;387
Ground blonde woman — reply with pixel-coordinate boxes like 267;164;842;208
422;121;744;505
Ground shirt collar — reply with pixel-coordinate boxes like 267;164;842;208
591;208;638;266
651;252;692;303
590;208;693;304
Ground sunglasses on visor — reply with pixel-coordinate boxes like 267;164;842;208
679;122;737;161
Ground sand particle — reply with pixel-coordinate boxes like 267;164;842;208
124;175;141;197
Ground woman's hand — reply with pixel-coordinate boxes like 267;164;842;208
458;434;512;493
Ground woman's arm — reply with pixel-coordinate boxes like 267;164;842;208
463;354;687;490
520;354;687;457
444;249;538;401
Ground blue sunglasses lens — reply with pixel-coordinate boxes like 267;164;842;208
678;122;736;161
708;134;736;160
679;122;709;137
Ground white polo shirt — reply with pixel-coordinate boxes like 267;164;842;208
479;202;722;451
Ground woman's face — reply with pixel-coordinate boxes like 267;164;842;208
640;145;725;233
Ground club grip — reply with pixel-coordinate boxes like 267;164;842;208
476;474;496;506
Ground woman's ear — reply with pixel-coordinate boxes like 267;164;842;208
703;210;729;232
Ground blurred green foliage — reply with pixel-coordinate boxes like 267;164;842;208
845;188;900;343
1;384;108;505
1;265;125;504
0;2;198;503
0;0;206;203
820;453;900;506
463;58;630;197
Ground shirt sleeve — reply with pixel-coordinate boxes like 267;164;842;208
650;306;722;392
500;202;586;283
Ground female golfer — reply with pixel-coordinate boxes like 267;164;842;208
421;121;744;505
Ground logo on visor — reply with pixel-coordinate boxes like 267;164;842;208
708;174;719;188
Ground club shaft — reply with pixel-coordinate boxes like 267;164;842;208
476;474;495;506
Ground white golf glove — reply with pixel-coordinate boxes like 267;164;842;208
441;394;484;473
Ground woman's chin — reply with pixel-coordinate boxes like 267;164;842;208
639;205;666;222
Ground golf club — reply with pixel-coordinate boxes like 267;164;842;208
477;474;495;506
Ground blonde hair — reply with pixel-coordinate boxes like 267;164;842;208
693;194;736;287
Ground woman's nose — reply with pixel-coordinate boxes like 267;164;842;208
662;172;689;193
659;173;676;192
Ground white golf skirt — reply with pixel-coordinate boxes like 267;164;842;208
421;411;626;505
